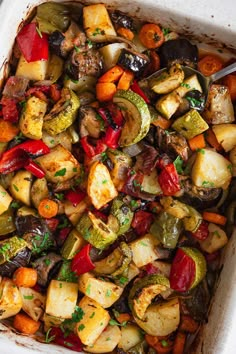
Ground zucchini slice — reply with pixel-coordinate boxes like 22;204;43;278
110;198;134;235
113;89;151;147
129;274;170;319
76;211;117;250
172;109;209;139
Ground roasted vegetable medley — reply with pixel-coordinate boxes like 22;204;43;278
0;2;236;353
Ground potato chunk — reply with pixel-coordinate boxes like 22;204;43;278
9;170;33;206
0;184;12;215
0;278;22;320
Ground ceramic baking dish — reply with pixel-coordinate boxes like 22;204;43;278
0;0;235;353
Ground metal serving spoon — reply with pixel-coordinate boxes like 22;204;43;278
142;61;236;106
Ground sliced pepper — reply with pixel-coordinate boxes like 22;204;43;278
48;327;83;352
16;23;49;63
158;163;181;196
131;80;150;104
190;220;209;240
131;210;154;236
65;189;86;207
170;247;207;292
71;244;95;275
24;159;46;178
80;136;106;158
0;97;19;122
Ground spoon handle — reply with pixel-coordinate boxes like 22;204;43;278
210;62;236;83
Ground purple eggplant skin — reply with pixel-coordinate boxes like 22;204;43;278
159;38;198;69
48;30;65;57
117;48;150;77
15;215;55;255
32;252;62;287
110;10;135;30
0;247;31;277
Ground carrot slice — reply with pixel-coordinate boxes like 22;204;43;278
188;133;206;151
151;115;171;129
117;69;134;90
179;315;199;333
96;82;117;102
202;211;227;226
198;54;224;76
116;313;131;323
223;74;236;101
173;332;186;354
13;313;41;334
0;119;19;143
139;23;165;49
205;128;222;151
117;27;134;40
38;198;59;219
98;65;124;83
13;267;38;288
145;334;173;353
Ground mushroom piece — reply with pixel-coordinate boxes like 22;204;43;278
32;252;62;287
79;106;101;138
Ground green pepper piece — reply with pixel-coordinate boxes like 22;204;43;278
36;2;71;34
0;209;16;236
150;211;182;249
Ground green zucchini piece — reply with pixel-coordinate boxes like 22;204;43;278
172;109;209;139
0;209;16;236
61;228;85;259
180;247;207;289
113;90;151;147
76;211;117;250
110;198;134;235
0;236;28;265
46;54;64;82
183;206;202;233
111;242;132;277
150;212;182;249
129;274;170;319
150;64;184;94
43;88;80;136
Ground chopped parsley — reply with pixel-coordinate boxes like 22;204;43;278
105;289;112;297
92;27;105;36
55;193;64;201
227;164;233;174
77;324;85;332
180;82;191;89
74;45;80;53
45;328;56;344
109;319;127;327
13;184;19;192
196;148;205;154
89;312;95;319
102;179;108;184
54;168;67;177
161;340;169;347
174;155;184;174
44;258;51;266
162;27;170;36
118;276;128;285
23;295;34;300
86;283;91;295
101;152;108;162
202;180;214;187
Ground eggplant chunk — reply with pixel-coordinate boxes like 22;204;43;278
117;48;149;77
36;144;80;183
110;10;134;30
159;38;198;68
203;85;234;124
43;88;80;136
0;247;31;278
156;127;189;161
32;252;62;287
79;106;101;138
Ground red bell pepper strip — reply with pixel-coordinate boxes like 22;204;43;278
131;210;154;236
80;136;106;158
16;23;49;62
145;263;159;275
45;218;59;232
24;159;45;178
0;139;50;174
191;220;209;240
0;97;19;122
131;80;150;104
65;189;86;207
158;163;181;196
49;327;83;352
103;125;122;149
71;244;95;275
170;248;196;292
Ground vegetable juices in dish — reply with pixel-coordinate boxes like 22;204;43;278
0;1;235;353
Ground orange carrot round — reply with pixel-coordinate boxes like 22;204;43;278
202;211;227;226
188;134;206;151
223;74;236;101
139;23;164;49
13;313;41;334
198;54;224;76
0;119;19;143
38;198;59;219
117;27;134;40
13;267;38;288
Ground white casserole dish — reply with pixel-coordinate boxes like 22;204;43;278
0;0;235;353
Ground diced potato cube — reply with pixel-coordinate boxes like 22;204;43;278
129;234;159;267
45;280;78;318
9;170;33;206
77;296;110;346
84;325;121;353
212;123;236;152
19;287;45;321
78;273;123;308
199;223;228;253
118;324;143;351
99;43;128;71
16;55;48;81
83;4;116;42
191;148;232;189
36;144;80;184
0;278;22;320
0;184;12;215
